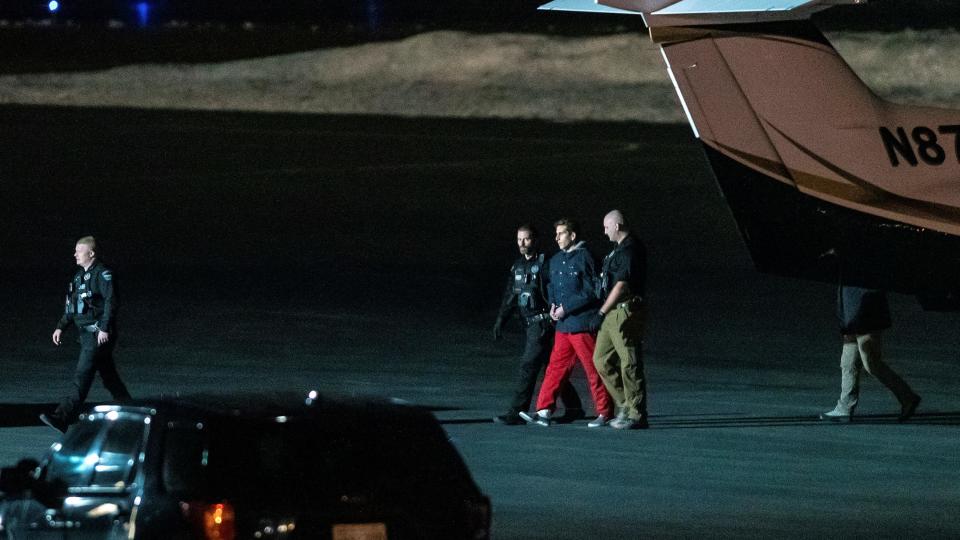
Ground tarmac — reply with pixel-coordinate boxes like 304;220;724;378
2;105;959;538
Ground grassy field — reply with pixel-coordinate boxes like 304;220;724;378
0;29;957;122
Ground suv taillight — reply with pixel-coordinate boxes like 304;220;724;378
183;501;236;540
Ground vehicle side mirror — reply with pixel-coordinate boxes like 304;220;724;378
0;458;40;495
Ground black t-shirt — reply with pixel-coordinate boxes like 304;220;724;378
600;235;646;299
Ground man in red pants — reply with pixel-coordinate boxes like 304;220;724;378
520;219;613;427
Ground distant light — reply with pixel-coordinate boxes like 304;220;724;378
135;2;149;26
48;0;59;12
365;0;382;32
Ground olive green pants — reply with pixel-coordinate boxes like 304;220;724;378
593;303;647;421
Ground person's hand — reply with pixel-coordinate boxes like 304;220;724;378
97;330;110;346
52;329;62;346
589;311;605;332
554;305;566;320
492;318;504;341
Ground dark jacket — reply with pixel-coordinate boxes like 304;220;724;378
837;285;890;335
547;241;599;333
57;260;117;333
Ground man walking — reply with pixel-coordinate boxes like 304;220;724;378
819;285;921;422
593;210;649;429
41;236;132;432
521;219;613;426
492;224;582;425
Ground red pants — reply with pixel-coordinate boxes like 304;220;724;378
536;331;613;416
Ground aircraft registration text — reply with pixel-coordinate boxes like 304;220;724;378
880;125;960;167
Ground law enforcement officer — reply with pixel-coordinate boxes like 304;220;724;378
592;210;649;429
41;236;132;432
492;225;583;425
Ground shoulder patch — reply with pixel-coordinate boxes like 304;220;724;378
101;271;113;281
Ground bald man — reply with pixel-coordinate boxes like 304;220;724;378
593;210;649;429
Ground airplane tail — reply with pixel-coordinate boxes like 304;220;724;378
541;0;960;301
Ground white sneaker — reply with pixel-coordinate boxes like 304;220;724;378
608;410;630;429
819;406;853;422
519;410;551;427
587;415;610;428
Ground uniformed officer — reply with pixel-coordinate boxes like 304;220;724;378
41;236;132;432
492;224;582;425
592;210;650;429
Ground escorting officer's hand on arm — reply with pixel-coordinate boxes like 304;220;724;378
97;330;110;346
52;329;62;346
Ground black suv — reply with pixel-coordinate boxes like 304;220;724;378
0;391;490;539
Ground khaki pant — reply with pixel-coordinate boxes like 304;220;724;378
834;332;914;414
593;302;647;420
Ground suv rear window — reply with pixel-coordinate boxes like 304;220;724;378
162;407;477;501
43;412;148;491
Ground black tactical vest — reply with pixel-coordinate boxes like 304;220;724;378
511;253;546;313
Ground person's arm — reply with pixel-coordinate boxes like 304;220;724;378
53;285;73;345
96;270;116;344
598;281;628;317
493;271;517;339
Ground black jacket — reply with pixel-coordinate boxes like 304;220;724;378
547;242;599;333
57;260;117;333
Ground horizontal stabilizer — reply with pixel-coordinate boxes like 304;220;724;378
537;0;641;15
655;0;814;14
540;0;866;26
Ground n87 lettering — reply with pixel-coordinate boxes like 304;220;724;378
880;125;960;166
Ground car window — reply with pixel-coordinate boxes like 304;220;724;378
43;419;102;486
42;412;149;491
156;407;478;501
91;416;148;488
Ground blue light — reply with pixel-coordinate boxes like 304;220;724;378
365;0;382;32
135;2;150;26
48;0;59;12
